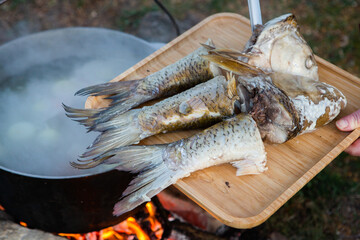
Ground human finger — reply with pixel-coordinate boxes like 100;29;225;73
336;109;360;131
344;138;360;156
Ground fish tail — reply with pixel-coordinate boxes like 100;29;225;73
72;145;180;216
62;103;102;130
79;109;144;159
75;80;139;97
74;80;152;124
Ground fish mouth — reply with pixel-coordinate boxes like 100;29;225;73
283;14;297;28
263;13;297;29
243;13;299;55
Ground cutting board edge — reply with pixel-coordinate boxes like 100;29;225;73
175;128;360;229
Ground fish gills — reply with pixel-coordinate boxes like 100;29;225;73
71;114;267;216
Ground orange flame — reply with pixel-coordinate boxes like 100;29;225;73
146;202;163;239
126;217;150;240
0;205;4;211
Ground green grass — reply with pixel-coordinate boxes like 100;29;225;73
261;153;360;239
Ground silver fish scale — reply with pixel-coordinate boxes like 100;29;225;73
137;76;235;134
164;114;265;173
137;45;217;96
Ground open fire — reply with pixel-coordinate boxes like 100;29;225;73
0;191;245;240
1;202;164;240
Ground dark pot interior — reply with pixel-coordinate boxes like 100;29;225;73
0;167;137;233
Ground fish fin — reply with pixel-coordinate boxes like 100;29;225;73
209;48;253;59
201;54;265;76
200;38;216;50
75;80;138;97
73;79;152;125
72;145;181;216
226;72;238;99
79;109;145;159
200;43;215;51
179;97;207;115
231;158;267;176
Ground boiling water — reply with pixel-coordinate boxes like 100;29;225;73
0;28;158;177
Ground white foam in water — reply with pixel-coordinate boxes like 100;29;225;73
0;28;158;177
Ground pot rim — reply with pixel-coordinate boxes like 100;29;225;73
0;26;157;52
0;165;117;179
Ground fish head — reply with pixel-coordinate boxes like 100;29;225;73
246;14;318;80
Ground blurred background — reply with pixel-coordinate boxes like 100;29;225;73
0;0;359;239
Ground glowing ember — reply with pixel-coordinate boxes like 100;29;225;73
19;221;28;227
58;233;84;240
0;205;4;211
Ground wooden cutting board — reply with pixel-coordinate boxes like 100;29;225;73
86;13;360;229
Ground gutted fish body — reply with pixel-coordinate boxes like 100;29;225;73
237;74;300;143
71;114;267;216
72;75;239;159
69;40;221;126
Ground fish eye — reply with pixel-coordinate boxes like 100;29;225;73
305;55;315;69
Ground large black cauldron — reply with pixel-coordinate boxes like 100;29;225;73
0;28;158;233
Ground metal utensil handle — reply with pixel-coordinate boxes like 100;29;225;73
247;0;263;31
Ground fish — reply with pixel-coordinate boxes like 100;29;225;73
69;39;222;126
65;13;315;128
71;114;268;216
66;74;241;159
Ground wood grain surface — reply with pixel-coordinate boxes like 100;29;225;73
86;13;360;229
